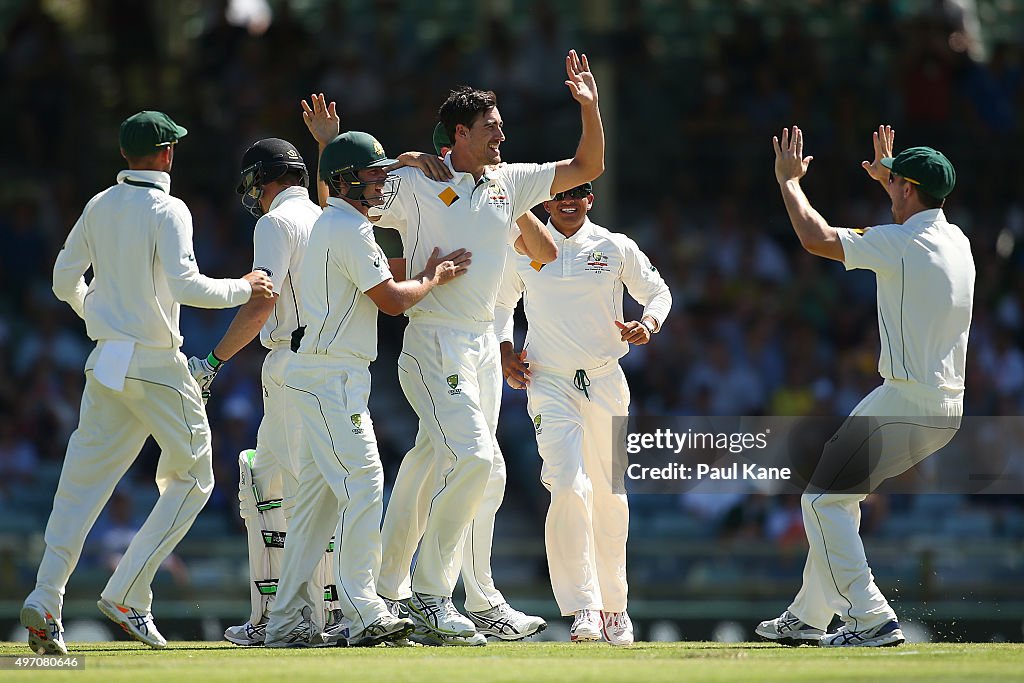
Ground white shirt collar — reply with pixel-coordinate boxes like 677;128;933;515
268;185;310;213
117;169;171;193
547;216;593;242
443;152;495;185
325;195;368;221
903;208;945;229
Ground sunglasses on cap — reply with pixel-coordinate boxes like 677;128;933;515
552;186;592;201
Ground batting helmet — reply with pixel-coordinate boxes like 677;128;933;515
319;131;399;209
237;138;308;217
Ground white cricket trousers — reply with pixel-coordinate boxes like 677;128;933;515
383;319;500;598
238;347;330;629
265;354;389;641
527;362;631;615
378;424;507;612
790;379;962;631
28;345;214;617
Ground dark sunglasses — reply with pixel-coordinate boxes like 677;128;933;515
552;187;592;201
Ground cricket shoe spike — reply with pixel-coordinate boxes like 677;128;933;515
407;593;477;638
601;611;634;646
224;619;267;646
468;602;547;641
97;598;167;649
819;620;905;648
21;602;67;656
570;609;602;642
264;606;328;648
755;610;825;646
348;614;415;647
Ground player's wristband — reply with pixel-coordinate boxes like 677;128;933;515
207;351;225;369
641;319;657;335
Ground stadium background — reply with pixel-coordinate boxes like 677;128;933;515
0;0;1022;643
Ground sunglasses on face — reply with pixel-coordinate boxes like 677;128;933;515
552;187;592;201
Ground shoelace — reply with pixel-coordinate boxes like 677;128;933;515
573;369;591;400
439;597;461;619
573;610;594;628
606;613;627;631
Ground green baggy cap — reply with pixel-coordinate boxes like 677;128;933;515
119;111;188;157
881;146;956;199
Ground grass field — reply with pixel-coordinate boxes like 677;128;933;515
2;641;1023;682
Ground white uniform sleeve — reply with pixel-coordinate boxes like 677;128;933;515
52;210;92;319
836;225;907;274
252;214;292;293
502;162;557;241
494;253;525;344
619;236;672;331
156;200;252;308
340;225;394;293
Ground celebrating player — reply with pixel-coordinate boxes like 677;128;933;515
263;131;469;647
495;182;671;645
756;126;974;647
21;111;274;655
373;50;603;643
187;138;342;645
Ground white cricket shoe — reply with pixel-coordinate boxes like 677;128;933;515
601;611;634;646
819;620;905;648
469;602;547;641
21;602;68;656
408;593;477;638
97;598;167;649
755;610;825;646
224;619;266;646
323;609;349;647
348;614;415;647
264;606;328;648
570;609;602;642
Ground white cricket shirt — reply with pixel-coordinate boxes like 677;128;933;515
252;185;321;349
495;218;672;372
371;153;555;328
836;208;975;394
52;170;252;349
296;197;393;361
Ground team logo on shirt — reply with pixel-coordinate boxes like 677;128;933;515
530;260;546;272
487;183;509;207
438;187;460;206
586;251;611;273
447;374;461;395
534;414;543;434
351;414;363;434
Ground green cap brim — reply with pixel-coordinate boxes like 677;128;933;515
364;157;399;169
880;157;895;169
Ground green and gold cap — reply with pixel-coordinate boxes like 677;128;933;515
119;111;187;157
319;131;397;181
881;146;956;199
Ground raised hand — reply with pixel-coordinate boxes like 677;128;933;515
861;124;895;184
301;93;340;147
773;126;814;185
424;246;471;285
565;50;599;107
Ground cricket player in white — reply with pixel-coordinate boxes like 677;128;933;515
186;138;340;645
300;49;603;642
376;51;605;641
495;182;671;646
757;126;974;647
264;131;469;647
21;111;275;655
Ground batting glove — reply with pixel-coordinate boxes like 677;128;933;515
187;353;224;404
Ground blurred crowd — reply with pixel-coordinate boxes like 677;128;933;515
1;0;1023;551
